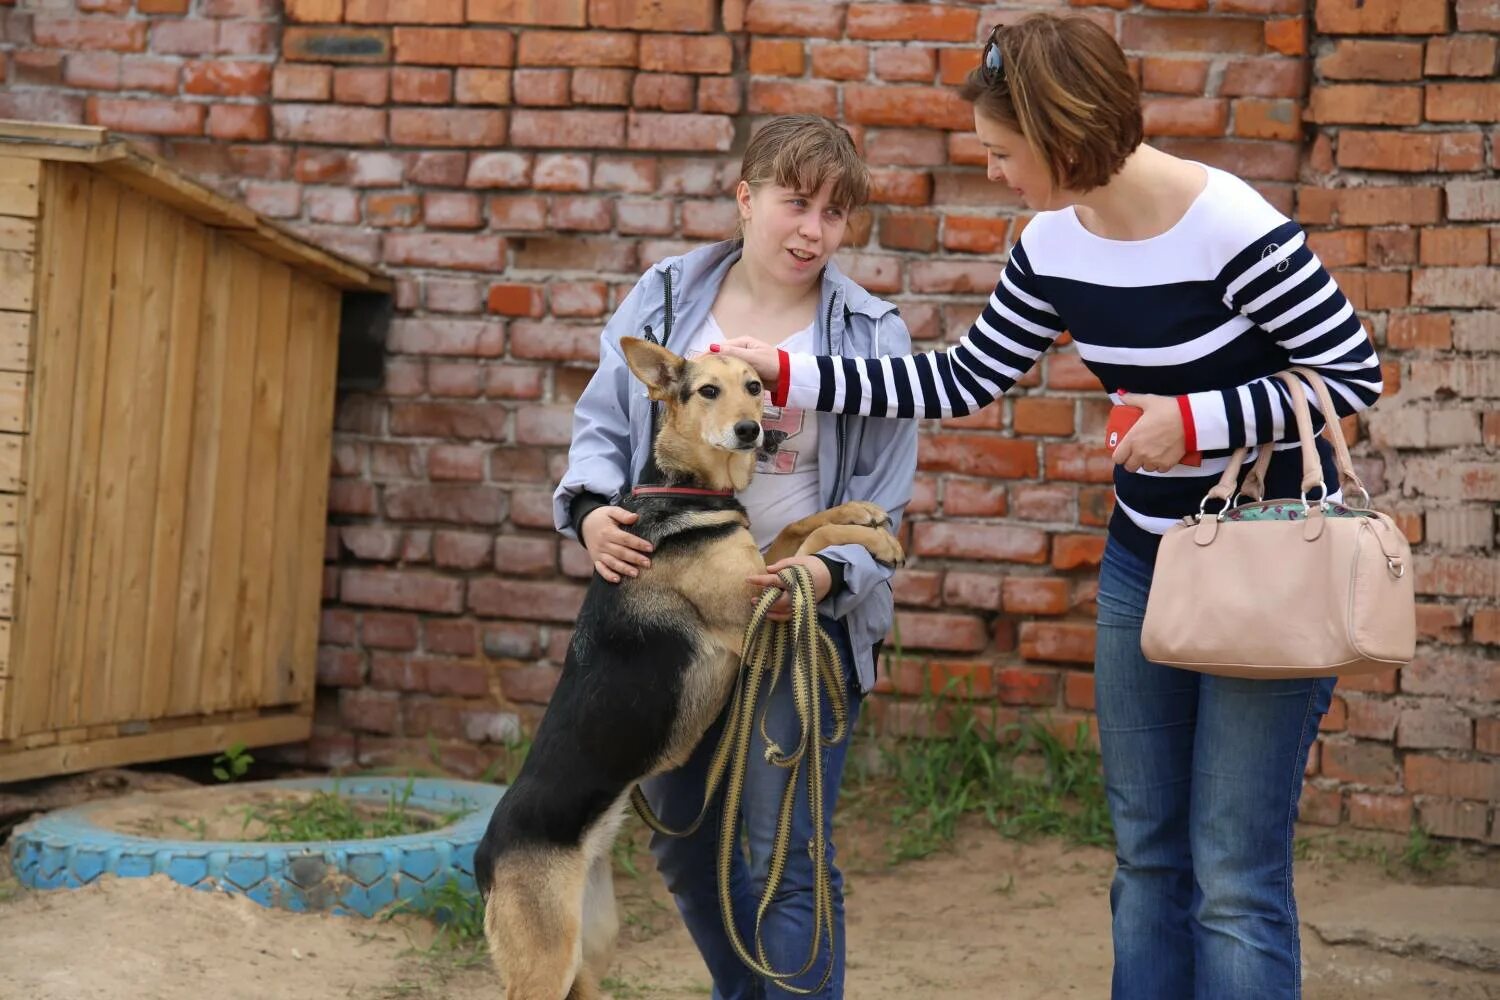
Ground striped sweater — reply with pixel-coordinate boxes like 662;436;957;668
772;165;1383;561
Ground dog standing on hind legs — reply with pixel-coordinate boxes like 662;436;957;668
474;336;903;1000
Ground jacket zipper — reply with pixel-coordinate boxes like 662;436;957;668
827;290;845;507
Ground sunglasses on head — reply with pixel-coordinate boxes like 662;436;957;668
980;31;1004;84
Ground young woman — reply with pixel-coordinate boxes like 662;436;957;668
553;114;919;999
715;17;1382;1000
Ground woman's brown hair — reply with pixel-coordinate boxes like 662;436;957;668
738;114;871;211
960;14;1143;192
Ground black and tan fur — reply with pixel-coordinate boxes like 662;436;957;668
474;337;903;1000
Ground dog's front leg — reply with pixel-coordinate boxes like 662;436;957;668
764;501;894;564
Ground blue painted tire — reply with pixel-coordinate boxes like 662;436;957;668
7;776;504;917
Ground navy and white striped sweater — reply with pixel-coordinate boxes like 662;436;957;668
773;166;1383;561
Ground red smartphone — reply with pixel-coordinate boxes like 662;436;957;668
1106;404;1201;467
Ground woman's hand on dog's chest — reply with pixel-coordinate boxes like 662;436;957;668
747;555;832;621
582;506;654;583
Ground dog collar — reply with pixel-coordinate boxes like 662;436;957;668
630;485;735;499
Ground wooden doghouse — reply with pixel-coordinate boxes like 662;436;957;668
0;121;392;782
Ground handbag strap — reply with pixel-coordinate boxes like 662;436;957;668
1290;365;1370;506
1273;370;1327;497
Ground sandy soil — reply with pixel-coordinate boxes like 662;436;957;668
2;812;1497;1000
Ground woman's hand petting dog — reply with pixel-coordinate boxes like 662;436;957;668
1111;392;1187;474
582;506;653;583
747;555;832;622
709;337;779;381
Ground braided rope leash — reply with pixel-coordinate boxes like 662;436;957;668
630;564;848;994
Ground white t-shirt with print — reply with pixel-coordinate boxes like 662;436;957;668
682;314;821;552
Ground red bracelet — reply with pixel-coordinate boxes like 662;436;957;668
1175;395;1197;454
771;349;791;407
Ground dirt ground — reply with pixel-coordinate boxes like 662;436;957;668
2;807;1497;1000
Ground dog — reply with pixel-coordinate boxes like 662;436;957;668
474;336;904;1000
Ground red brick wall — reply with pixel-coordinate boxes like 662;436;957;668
0;0;1494;843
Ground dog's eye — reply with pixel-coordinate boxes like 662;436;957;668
746;381;762;396
697;384;719;399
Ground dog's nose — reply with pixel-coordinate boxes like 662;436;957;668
734;420;760;444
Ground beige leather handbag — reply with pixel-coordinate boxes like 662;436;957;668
1141;367;1415;679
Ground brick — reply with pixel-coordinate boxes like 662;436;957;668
346;0;463;21
893;611;989;653
845;83;971;130
1264;17;1305;57
847;3;976;42
874;46;936;83
391;107;506;146
870;168;932;206
468;0;587;25
510;109;625;147
627;112;733;152
469;579;585;621
283;26;392;64
274;103;387;144
571;67;631;105
878;212;938;252
910;260;996;293
1425;35;1499;77
996;668;1060;707
392;67;453;103
1338;130;1467;172
1335;187;1442;226
1316;39;1424;83
1420;800;1487;841
332;66;389;105
1143;97;1228;137
1402;649;1500;701
630;73;693;112
812;43;867;81
1345;697;1399;740
35;16;146;52
588;0;715;31
1308;85;1422;125
1476;609;1500;645
748;79;838;117
1141;57;1210;95
274;64;334;101
1218;68;1304;110
1321;741;1400;786
342;568;464;613
639;33;732;75
1426;82;1500;122
937;48;980;87
454;68;513;105
86;97;204;136
1120;14;1264;53
1018;622;1096;664
745;0;847;39
1002;577;1071;616
1397;705;1473;750
64;53;121;90
1315;0;1449;33
939;570;1001;611
1348;792;1413;832
941;215;1010;255
1299;785;1343;825
750;38;805;77
697;77;742;114
512;68;569;106
866;129;946;167
1233;98;1300;141
1457;0;1500;29
395;27;515;67
1308;229;1367;268
1447;180;1500;221
1421;227;1490;266
1404;755;1500;800
912;521;1049;565
517;29;634;67
1412;268;1500;308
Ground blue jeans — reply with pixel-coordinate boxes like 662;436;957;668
642;617;861;1000
1095;538;1334;1000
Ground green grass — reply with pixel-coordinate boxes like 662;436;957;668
246;779;473;843
849;675;1112;864
1295;822;1454;878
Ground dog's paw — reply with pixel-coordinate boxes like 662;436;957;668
868;530;906;568
828;500;891;529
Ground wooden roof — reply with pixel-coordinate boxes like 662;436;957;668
0;119;392;294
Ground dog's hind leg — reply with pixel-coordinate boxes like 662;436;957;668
485;848;587;1000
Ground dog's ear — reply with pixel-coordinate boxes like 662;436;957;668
620;337;685;401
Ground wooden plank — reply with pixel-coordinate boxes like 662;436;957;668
8;164;87;739
0;251;34;311
0;556;14;616
0;495;17;555
198;244;260;714
0;711;310;783
79;188;148;727
289;285;342;702
139;217;206;722
168;232;233;719
235;223;392;294
0;372;26;433
0;435;22;492
0;620;11;678
96;150;257;233
0;159;40;218
0;312;32;372
48;173;119;731
106;200;177;723
266;276;320;706
0;121;109;147
235;260;291;710
0;217;35;252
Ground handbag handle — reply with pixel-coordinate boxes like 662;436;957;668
1290;365;1370;507
1202;368;1352;511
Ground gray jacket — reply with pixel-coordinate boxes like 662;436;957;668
551;240;919;693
